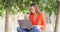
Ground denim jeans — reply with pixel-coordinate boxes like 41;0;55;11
17;26;41;32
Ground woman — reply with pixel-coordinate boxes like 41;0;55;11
17;4;46;32
29;4;46;32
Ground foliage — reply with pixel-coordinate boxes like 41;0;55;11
0;0;5;16
0;0;58;16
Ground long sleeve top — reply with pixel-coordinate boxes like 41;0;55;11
29;13;46;31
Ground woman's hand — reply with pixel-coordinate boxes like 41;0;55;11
33;25;43;28
27;28;32;30
38;25;43;28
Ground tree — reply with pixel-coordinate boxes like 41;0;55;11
4;0;9;32
0;0;58;16
54;1;60;32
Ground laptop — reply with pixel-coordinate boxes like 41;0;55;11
18;20;33;29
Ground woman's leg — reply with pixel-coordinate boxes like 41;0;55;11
17;27;27;32
29;26;41;32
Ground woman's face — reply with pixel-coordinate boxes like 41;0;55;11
30;6;35;14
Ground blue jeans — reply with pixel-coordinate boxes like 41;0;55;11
17;26;41;32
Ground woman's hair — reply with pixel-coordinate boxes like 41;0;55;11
30;3;40;14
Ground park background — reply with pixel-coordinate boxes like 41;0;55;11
0;0;60;32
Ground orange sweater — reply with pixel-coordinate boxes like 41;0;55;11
29;13;46;31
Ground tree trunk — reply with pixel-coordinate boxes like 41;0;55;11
54;1;60;32
5;0;9;32
5;9;9;32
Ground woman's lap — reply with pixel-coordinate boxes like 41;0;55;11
17;26;41;32
29;26;41;32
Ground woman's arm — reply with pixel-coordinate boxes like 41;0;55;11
41;14;46;29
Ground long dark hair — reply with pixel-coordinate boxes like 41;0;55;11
30;3;40;14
